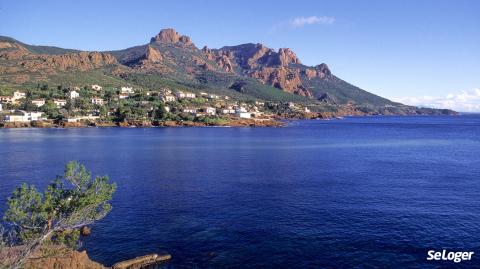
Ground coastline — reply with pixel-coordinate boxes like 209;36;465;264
0;110;459;129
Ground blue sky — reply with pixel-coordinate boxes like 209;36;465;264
1;0;479;110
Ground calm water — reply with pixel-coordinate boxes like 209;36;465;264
1;116;480;268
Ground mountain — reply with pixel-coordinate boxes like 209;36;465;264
0;29;455;115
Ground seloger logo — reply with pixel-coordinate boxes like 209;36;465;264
427;250;474;263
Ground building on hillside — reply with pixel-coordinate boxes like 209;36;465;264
0;96;15;104
203;107;216;115
236;107;251;118
119;93;130;99
162;94;176;102
68;90;80;99
288;102;295;108
208;94;219;99
91;84;103;91
0;103;2;112
4;111;45;122
176;91;196;99
200;92;208;97
185;92;196;98
224;96;230;100
121;87;134;94
220;108;235;114
165;106;170;112
54;99;67;108
13;91;26;99
304;107;311;113
32;99;46;107
91;97;105;105
182;108;197;114
64;115;100;123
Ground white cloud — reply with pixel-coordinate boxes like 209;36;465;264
289;16;335;28
393;88;480;112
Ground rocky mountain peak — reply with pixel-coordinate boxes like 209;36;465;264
278;48;301;66
150;28;194;47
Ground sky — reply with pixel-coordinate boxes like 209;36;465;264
0;0;479;111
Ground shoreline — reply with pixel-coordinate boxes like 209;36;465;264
0;112;462;129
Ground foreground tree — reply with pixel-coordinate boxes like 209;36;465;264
1;161;116;269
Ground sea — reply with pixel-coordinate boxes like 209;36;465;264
1;115;479;268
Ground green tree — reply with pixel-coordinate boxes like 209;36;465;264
1;161;116;269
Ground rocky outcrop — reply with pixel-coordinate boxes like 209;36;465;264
305;63;332;80
23;247;106;269
38;52;117;71
112;253;171;269
277;48;300;66
144;46;162;63
250;67;312;97
203;44;314;95
150;28;194;47
0;42;117;80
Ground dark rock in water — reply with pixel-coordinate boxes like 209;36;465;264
80;226;91;236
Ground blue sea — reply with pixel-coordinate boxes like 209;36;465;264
1;115;480;268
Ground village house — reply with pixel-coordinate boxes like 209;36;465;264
54;99;67;108
224;96;230;100
200;92;208;97
208;94;219;99
121;87;134;94
220;108;236;114
304;107;311;113
91;84;103;91
119;93;130;99
64;115;100;123
203;107;216;115
236;107;251;118
91;97;105;105
0;96;15;104
0;103;2;112
165;106;170;112
176;91;196;99
162;94;176;102
288;102;296;108
32;99;46;107
4;111;45;122
68;90;79;99
13;91;26;99
182;108;197;114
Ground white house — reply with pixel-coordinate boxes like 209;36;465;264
32;99;46;107
176;91;196;99
185;92;196;98
119;93;130;99
68;90;79;99
0;103;2;112
91;97;105;105
121;87;134;94
204;107;216;115
220;108;235;114
64;115;100;123
304;107;311;113
13;91;26;100
208;94;219;99
91;84;103;91
54;99;67;107
236;107;251;118
4;111;45;122
182;108;197;114
162;94;176;102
